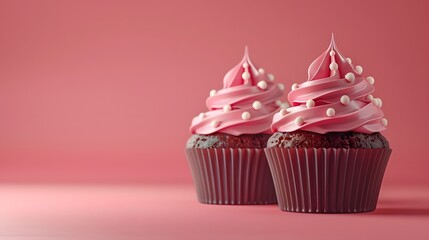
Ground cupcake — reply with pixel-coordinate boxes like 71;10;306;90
186;48;286;204
265;36;392;213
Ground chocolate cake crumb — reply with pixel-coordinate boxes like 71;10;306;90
187;133;271;149
267;130;389;149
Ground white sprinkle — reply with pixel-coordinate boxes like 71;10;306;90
291;83;299;90
242;62;249;68
345;72;355;82
242;112;251;120
258;68;265;74
329;62;338;70
355;65;363;74
326;108;336;117
211;120;220;128
330;50;336;56
372;98;379;107
278;83;285;91
306;99;315;108
223;104;231;112
366;94;374;101
367;76;375;85
252;101;262;110
340;95;350;105
275;100;282;106
378;98;383;107
381;118;388;127
257;80;267;90
267;74;275;81
280;109;288;117
199;112;205;120
295;117;304;126
372;98;382;108
210;89;217;96
280;102;290;109
346;58;352;64
242;72;250;81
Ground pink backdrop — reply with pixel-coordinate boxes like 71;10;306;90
0;0;428;186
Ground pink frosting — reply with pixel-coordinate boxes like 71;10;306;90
271;36;387;134
190;48;285;136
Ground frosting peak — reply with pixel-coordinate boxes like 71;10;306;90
272;35;387;134
190;47;285;136
308;35;357;81
223;46;260;88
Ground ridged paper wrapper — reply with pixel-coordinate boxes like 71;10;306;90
264;148;391;213
186;148;277;205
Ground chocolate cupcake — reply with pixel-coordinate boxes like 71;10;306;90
186;48;286;204
265;36;392;213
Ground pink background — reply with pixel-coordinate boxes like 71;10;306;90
0;0;428;187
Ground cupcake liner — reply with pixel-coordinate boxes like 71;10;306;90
264;148;391;213
185;148;277;205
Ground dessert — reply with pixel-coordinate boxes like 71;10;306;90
186;47;285;204
265;36;392;213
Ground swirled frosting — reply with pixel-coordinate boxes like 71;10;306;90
190;48;285;136
271;36;388;134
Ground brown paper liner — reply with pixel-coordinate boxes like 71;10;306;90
264;148;392;213
185;148;277;205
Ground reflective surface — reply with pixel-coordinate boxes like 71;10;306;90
0;184;427;239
